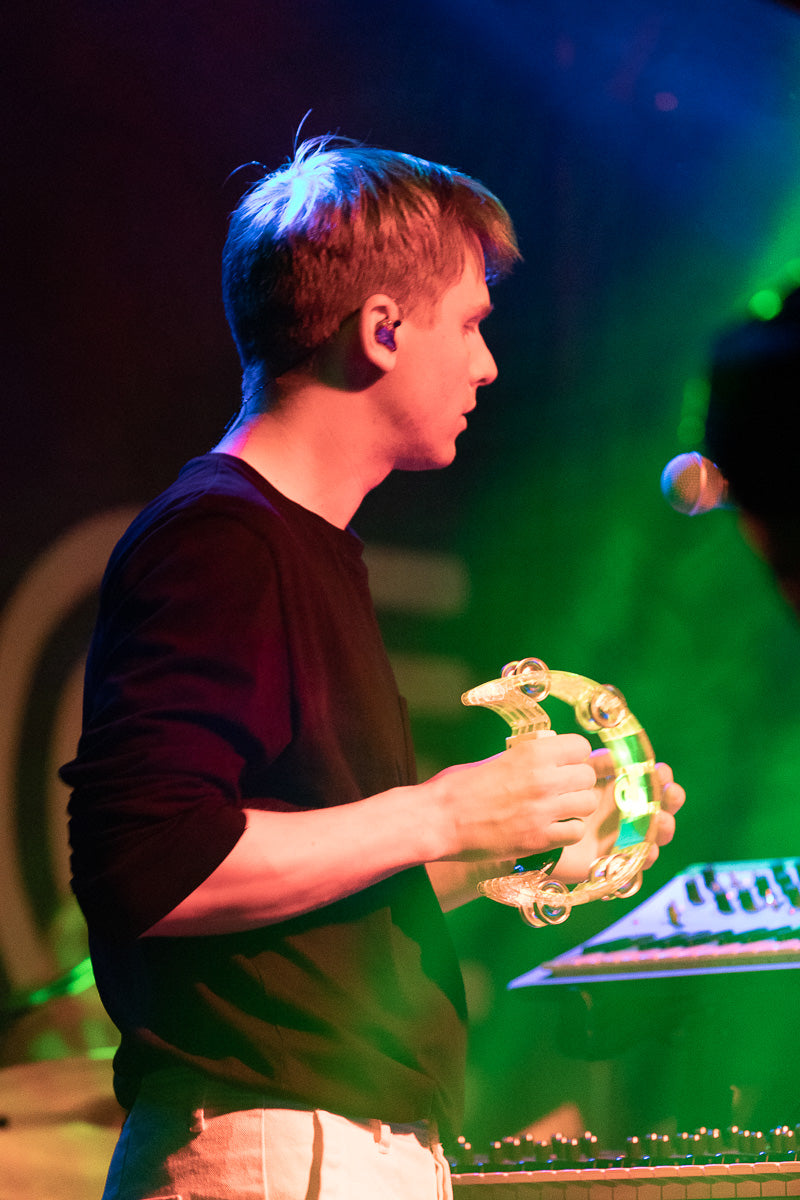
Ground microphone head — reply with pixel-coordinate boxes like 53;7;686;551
660;452;730;515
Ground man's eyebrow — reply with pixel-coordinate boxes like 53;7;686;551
474;302;495;321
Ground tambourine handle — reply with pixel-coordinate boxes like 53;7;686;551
461;658;662;927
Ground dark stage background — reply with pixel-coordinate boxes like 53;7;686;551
3;0;800;1156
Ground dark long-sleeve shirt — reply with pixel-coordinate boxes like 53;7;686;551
62;453;467;1136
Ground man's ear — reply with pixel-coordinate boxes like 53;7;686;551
359;295;402;372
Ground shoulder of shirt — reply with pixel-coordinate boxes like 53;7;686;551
108;453;363;572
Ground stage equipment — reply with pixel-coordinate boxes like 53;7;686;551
461;659;662;927
509;856;800;987
450;1123;800;1196
500;858;800;1136
661;452;730;514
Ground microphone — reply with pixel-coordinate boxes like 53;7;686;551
660;452;730;515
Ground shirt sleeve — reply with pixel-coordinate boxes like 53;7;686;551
64;503;292;939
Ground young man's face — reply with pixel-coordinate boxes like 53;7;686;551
381;244;498;471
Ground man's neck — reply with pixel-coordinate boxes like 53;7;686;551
213;394;391;529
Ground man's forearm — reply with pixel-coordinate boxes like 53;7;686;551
141;786;441;936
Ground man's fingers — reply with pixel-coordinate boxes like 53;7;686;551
558;761;598;796
550;816;588;846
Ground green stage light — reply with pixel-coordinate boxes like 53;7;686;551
748;288;783;320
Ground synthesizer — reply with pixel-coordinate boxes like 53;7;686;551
451;1126;800;1196
452;1157;800;1196
508;858;800;988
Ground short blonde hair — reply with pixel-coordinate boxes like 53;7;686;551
222;137;520;403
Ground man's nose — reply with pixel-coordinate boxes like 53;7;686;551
473;336;498;387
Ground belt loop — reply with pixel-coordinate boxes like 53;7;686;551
432;1137;453;1200
371;1119;392;1153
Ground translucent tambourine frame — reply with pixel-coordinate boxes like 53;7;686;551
461;658;662;927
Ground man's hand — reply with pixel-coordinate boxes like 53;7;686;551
555;749;686;884
427;732;598;863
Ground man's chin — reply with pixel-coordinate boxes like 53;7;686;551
397;450;457;473
395;440;459;472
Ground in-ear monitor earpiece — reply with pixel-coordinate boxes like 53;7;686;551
375;319;401;351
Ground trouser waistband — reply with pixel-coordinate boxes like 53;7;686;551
135;1068;438;1146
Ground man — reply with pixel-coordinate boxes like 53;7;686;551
62;137;684;1199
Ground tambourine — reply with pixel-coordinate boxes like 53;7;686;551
461;658;662;927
